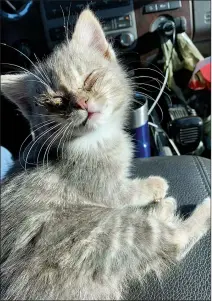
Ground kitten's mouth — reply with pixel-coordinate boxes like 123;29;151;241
82;111;101;126
87;112;100;119
88;112;95;119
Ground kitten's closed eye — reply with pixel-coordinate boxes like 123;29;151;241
48;95;71;112
52;96;68;106
38;95;70;115
84;71;98;91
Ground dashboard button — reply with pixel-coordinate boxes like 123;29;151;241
144;4;158;14
157;3;170;12
116;15;132;29
102;19;113;31
169;1;182;10
96;0;130;9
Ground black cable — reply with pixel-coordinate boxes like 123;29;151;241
161;23;190;112
164;21;176;73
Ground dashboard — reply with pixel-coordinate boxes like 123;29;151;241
1;0;211;63
0;0;211;158
41;0;138;50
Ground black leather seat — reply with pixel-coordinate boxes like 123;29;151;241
128;155;211;300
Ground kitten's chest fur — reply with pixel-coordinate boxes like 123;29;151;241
25;130;133;206
61;131;132;202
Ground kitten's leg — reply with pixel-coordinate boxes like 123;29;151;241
131;176;169;206
145;176;169;202
153;197;177;220
152;197;210;259
175;198;211;261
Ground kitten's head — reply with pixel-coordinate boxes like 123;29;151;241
1;9;132;141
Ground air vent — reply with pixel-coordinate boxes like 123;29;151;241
169;107;188;120
179;127;199;145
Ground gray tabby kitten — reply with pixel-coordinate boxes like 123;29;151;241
1;9;210;300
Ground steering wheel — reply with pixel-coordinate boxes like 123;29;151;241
0;0;34;21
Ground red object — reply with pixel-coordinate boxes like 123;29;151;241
189;57;211;90
200;63;211;83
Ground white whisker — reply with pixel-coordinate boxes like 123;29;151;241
56;120;72;159
132;75;170;90
19;120;56;170
36;123;62;166
22;122;57;167
61;121;74;160
27;114;60;117
129;67;165;79
66;2;72;41
136;92;164;123
34;53;51;84
135;82;172;107
60;5;67;39
45;123;69;167
24;123;60;170
1;43;48;85
1;63;50;89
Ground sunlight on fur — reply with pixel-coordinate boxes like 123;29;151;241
1;9;210;300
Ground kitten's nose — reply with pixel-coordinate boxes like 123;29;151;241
76;97;88;110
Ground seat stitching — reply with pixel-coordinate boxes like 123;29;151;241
195;156;210;194
192;156;209;196
198;158;211;187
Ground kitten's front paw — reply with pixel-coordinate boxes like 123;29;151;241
147;176;169;202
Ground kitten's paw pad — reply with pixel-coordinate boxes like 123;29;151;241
147;176;169;201
156;197;177;219
165;196;177;205
162;197;177;211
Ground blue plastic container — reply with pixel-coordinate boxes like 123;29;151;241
131;93;151;158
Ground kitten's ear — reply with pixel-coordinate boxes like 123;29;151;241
1;74;32;119
73;9;115;60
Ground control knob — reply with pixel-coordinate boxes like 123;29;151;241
119;32;135;47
